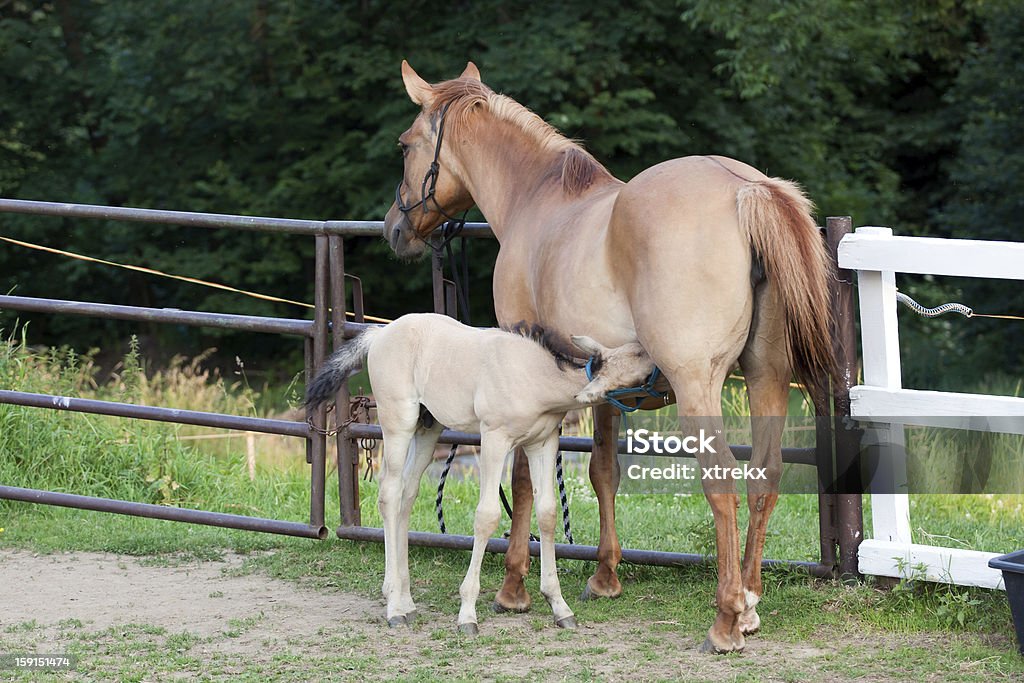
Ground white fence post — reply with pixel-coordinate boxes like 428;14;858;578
838;227;1024;589
852;227;912;545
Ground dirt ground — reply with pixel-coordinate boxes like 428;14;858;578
0;550;1003;682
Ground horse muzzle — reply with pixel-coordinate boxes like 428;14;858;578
384;205;430;261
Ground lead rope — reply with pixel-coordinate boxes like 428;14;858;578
555;428;574;544
435;444;459;534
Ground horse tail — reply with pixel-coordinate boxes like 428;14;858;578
304;326;382;409
737;178;835;397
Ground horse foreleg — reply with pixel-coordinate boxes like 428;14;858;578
581;402;623;601
494;447;533;612
458;433;511;635
525;433;575;628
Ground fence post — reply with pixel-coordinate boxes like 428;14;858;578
307;235;330;531
852;227;911;546
431;236;446;315
329;234;361;527
813;375;838;573
826;216;864;580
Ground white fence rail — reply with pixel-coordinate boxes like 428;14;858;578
838;226;1024;590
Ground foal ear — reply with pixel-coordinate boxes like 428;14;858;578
571;335;605;357
401;60;434;107
460;61;481;81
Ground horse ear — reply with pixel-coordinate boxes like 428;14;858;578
571;335;605;357
460;61;481;81
401;60;434;107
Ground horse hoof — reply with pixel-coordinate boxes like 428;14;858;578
580;578;621;602
699;636;741;655
738;610;760;636
555;615;577;630
458;622;479;637
740;623;760;636
492;600;529;615
387;615;408;628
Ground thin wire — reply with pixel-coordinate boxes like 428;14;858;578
0;234;393;323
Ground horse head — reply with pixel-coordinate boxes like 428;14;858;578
384;61;481;261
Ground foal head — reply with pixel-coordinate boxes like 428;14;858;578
571;336;656;406
384;61;483;260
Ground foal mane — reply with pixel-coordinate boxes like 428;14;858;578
428;78;615;196
504;321;592;371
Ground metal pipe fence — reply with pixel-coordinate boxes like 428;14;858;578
0;197;860;577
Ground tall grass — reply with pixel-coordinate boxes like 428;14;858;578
0;329;310;518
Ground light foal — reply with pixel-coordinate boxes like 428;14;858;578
382;62;835;653
306;313;656;634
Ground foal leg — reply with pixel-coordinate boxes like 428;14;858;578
458;433;512;635
494;447;533;613
377;426;416;627
581;402;624;600
392;423;443;623
525;433;576;628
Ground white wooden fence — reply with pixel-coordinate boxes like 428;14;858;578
838;227;1024;589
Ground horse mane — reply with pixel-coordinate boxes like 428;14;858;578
428;78;615;196
503;321;592;371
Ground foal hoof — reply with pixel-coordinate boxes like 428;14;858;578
458;622;479;637
387;615;408;628
555;615;578;630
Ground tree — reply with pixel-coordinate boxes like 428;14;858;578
0;0;1013;386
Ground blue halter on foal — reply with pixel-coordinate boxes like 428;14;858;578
585;358;668;413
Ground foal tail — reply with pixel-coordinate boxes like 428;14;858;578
737;179;835;397
304;326;382;409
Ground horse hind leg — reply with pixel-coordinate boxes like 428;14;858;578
665;367;747;654
581;403;624;601
494;448;533;613
377;425;417;627
737;290;790;637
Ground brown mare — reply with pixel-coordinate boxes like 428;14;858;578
382;61;833;653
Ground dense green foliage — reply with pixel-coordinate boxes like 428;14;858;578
0;0;1020;383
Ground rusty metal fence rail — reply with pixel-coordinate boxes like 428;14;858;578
0;198;861;578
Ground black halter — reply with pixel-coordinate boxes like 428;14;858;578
394;101;468;253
